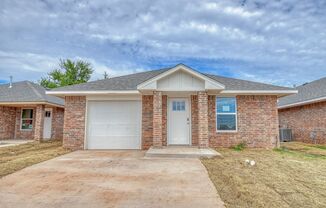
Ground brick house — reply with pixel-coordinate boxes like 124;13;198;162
0;81;64;141
278;77;326;144
47;64;296;150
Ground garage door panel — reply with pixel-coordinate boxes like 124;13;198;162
90;125;140;136
88;136;139;149
87;101;141;149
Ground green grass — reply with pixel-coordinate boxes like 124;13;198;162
274;146;326;159
232;142;246;151
315;145;326;150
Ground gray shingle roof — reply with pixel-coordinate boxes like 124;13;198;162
0;81;64;106
50;67;293;92
278;77;326;107
204;74;292;91
51;68;169;91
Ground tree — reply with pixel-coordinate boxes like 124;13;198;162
40;59;93;89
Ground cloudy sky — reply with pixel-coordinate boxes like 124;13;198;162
0;0;325;87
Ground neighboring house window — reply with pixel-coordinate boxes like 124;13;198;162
21;109;33;130
216;97;237;131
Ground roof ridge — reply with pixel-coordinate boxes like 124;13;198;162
26;81;45;100
297;76;326;88
49;67;171;91
93;67;171;83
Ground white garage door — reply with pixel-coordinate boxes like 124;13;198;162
87;101;141;149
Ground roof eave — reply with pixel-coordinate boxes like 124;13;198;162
46;90;140;96
0;101;64;108
220;90;298;97
278;96;326;109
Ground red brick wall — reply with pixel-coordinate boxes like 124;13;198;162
153;91;163;147
63;96;86;150
58;94;279;149
191;95;198;146
1;106;64;141
198;92;209;148
142;95;153;149
52;107;64;140
209;95;279;148
279;101;326;144
34;105;45;141
15;107;36;140
0;106;16;139
162;95;167;146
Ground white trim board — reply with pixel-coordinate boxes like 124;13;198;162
219;90;298;97
0;101;64;108
46;89;297;97
46;90;140;96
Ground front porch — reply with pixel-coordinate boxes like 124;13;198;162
145;146;222;158
139;65;224;150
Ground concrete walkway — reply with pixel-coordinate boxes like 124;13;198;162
145;146;222;158
0;150;224;208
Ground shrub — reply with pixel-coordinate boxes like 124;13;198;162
232;142;246;151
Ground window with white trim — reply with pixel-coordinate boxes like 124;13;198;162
21;109;33;130
216;97;237;131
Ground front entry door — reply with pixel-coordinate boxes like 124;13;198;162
168;98;190;145
43;108;52;140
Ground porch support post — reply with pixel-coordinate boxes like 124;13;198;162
198;91;209;148
34;104;45;142
153;91;163;147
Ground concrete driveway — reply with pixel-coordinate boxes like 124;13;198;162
0;151;224;208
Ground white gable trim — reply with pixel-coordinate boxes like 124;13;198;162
137;64;225;91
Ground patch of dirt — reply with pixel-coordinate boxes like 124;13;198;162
0;141;71;177
201;144;326;208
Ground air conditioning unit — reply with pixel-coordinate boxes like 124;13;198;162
279;128;292;142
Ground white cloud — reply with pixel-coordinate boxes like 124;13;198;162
0;0;325;86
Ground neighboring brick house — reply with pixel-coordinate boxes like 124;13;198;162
0;81;64;141
278;77;326;144
47;64;296;150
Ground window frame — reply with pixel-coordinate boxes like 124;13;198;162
216;97;238;133
20;108;34;131
172;100;186;111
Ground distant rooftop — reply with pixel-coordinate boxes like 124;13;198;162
278;77;326;108
0;81;64;106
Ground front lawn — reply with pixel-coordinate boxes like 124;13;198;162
201;142;326;208
0;141;71;178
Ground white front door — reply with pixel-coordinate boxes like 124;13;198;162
168;98;190;145
43;108;52;140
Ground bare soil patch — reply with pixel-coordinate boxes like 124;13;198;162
0;140;71;177
201;142;326;208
